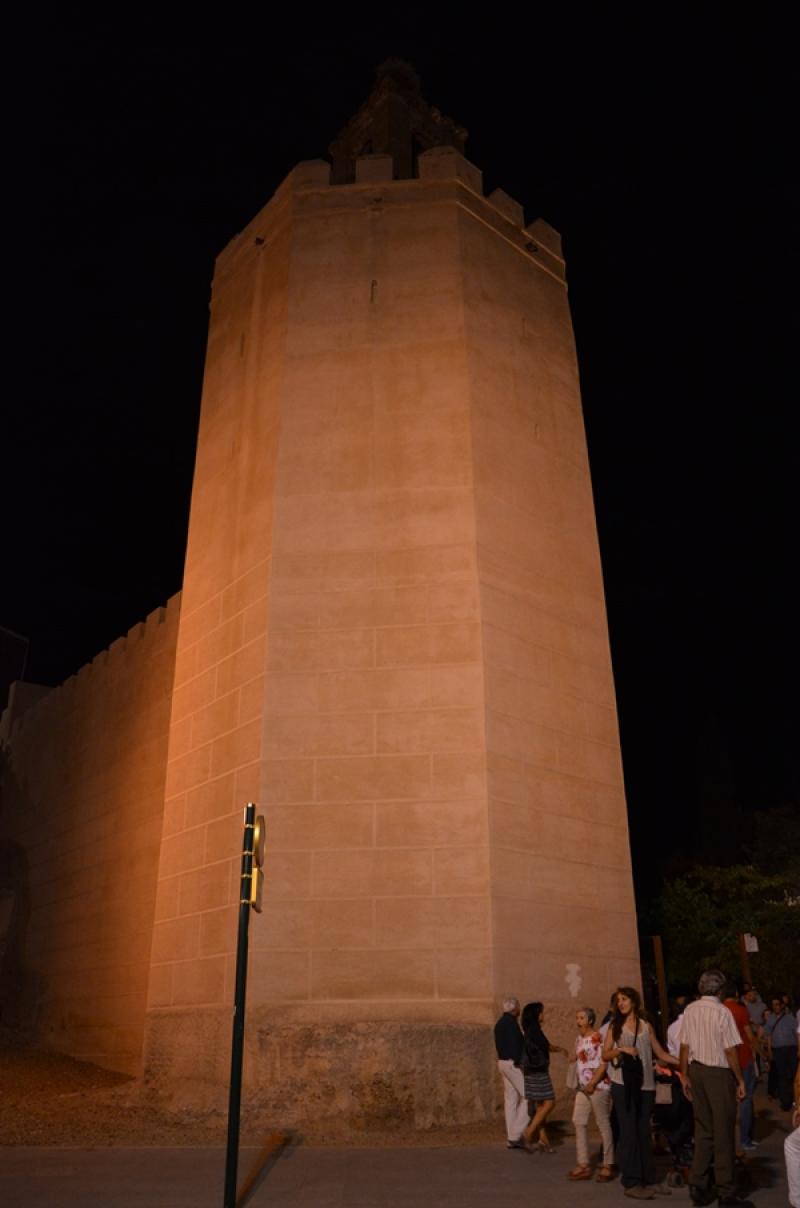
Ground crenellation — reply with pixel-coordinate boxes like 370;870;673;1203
525;217;563;261
107;636;127;660
417;146;483;195
486;187;525;228
354;153;393;183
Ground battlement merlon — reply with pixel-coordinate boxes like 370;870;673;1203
0;593;181;741
213;65;567;288
214;152;566;291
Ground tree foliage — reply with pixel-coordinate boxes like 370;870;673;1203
651;850;799;997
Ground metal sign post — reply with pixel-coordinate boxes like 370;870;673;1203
223;803;265;1208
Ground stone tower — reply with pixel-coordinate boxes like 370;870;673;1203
143;65;640;1128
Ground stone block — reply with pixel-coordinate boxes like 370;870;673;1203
204;813;243;865
263;851;312;899
264;712;374;758
311;898;374;949
311;950;435;1000
147;962;173;1008
209;718;262;777
417;146;483;195
164;744;212;799
247;951;310;1002
317;668;430;713
267;628;374;673
170;668;217;723
185;773;236;824
266;802;374;850
159;824;207;879
312;848;433;899
524;217;563;260
150;914;201;965
315;754;431;802
355;153;393;183
430;751;487;798
251;900;312;949
171;955;226;1007
433;846;490;896
376;799;487;849
190;691;239;751
178;861;232;916
436;949;492;999
376;622;481;668
153;875;180;923
261;758;315;804
215;636;267;696
238;674;266;723
376;707;483;754
486;188;525;227
220;561;270;622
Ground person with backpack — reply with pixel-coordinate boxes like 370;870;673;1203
520;1001;568;1152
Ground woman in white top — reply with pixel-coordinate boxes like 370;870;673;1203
602;986;678;1199
568;1006;616;1182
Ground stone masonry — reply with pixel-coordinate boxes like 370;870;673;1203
141;71;640;1129
0;69;640;1129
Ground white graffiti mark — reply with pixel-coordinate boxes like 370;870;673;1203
565;963;582;998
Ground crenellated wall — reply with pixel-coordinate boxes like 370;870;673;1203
0;596;180;1074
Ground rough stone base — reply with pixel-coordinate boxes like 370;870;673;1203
144;1008;498;1133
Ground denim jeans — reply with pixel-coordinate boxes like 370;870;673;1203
739;1062;756;1146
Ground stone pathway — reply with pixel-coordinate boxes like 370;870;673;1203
1;1121;794;1208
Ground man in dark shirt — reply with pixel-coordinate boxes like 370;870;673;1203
766;997;800;1111
494;996;528;1148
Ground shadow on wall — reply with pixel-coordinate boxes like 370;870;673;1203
0;757;47;1033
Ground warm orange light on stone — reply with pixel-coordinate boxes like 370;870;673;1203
0;68;640;1129
142;130;638;1125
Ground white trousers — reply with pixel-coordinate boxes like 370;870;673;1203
497;1059;529;1142
787;1126;800;1208
572;1087;615;1167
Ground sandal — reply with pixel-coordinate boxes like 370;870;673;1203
568;1165;593;1180
537;1140;556;1154
596;1166;617;1182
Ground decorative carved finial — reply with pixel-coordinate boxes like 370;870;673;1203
329;63;467;184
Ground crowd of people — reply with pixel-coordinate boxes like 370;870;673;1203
494;972;800;1205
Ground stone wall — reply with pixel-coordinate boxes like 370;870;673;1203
0;597;180;1074
142;147;640;1126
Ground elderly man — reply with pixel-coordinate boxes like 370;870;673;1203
679;970;751;1207
494;996;528;1148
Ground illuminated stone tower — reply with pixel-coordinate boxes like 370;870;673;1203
143;63;640;1127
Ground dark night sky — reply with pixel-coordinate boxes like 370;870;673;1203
4;21;798;901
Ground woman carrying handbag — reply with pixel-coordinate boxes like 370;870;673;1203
602;987;679;1199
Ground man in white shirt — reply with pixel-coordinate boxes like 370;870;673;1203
679;970;750;1208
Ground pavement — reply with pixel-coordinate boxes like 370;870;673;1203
2;1126;796;1208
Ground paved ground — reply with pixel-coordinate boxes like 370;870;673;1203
1;1118;795;1208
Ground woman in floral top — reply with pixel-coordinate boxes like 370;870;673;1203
568;1006;616;1182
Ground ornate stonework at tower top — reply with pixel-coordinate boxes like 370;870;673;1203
329;60;467;184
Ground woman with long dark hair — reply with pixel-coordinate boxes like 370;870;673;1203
520;1001;568;1152
601;987;678;1198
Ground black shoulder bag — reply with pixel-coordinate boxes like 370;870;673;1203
619;1018;644;1111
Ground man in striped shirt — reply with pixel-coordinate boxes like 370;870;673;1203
678;969;750;1207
